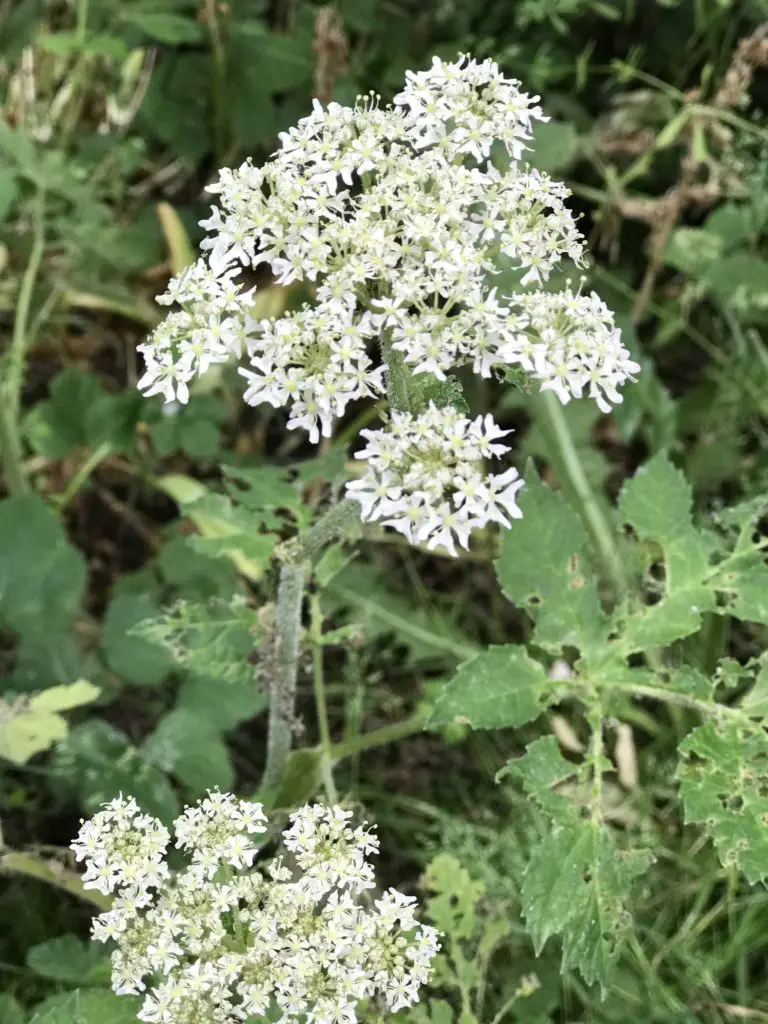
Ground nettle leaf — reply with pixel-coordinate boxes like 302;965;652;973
677;718;768;884
158;475;278;582
27;934;105;983
51;720;179;824
428;646;549;730
23;367;141;458
133;595;260;687
0;494;86;636
495;470;607;656
102;593;175;686
505;737;651;991
30;990;141;1024
522;821;650;990
616;454;715;650
143;708;234;794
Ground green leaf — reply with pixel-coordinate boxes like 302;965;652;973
178;671;266;731
30;991;141;1024
0;494;86;635
326;564;477;664
428;646;549;730
122;11;204;43
0;995;24;1024
134;596;259;686
495;469;607;655
228;27;314;92
27;934;104;983
270;747;323;809
143;708;234;794
0;169;19;223
663;227;723;277
424;853;484;941
23;368;141;458
505;737;651;989
522;821;650;990
678;718;768;884
0;681;100;765
704;254;768;323
528;119;580;172
618;452;694;548
102;593;175;686
51;720;180;824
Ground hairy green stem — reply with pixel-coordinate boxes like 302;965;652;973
0;188;46;494
261;560;307;798
529;389;626;599
379;331;412;414
259;500;362;797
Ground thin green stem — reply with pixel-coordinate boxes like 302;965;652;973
204;0;228;165
56;441;113;511
612;680;745;721
329;710;428;761
310;593;338;804
0;188;46;494
529;389;626;599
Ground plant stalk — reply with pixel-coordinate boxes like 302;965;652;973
258;500;362;797
529;389;626;599
0;188;46;494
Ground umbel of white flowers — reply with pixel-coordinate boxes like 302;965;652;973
72;794;439;1024
137;54;639;556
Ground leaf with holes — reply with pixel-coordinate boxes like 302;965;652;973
677;718;768;884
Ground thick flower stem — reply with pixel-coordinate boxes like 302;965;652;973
261;559;307;799
379;331;412;414
529;389;626;601
258;500;362;799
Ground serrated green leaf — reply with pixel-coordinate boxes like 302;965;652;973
143;708;234;794
495;470;607;655
102;594;174;686
51;720;179;824
428;646;549;730
134;596;259;686
30;990;141;1024
27;934;104;983
424;853;484;941
522;820;650;990
678;718;768;884
498;735;577;815
618;452;694;549
0;494;86;636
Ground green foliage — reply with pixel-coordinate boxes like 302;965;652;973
0;681;100;765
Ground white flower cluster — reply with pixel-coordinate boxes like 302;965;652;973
72;794;439;1024
137;54;640;554
347;404;524;557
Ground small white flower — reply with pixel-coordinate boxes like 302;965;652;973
347;404;523;556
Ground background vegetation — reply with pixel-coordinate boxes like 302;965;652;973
2;0;768;1021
